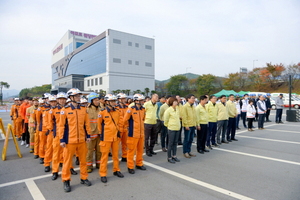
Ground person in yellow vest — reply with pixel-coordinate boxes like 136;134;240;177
123;94;147;174
163;97;181;163
216;95;228;145
58;88;92;192
176;95;184;145
158;95;172;152
116;93;129;162
226;94;238;142
97;94;124;183
181;94;197;158
26;97;39;153
206;95;218;149
143;94;159;157
86;92;102;173
195;95;209;154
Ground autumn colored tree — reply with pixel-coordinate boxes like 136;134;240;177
260;63;285;90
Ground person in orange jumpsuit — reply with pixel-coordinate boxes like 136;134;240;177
20;97;31;146
58;88;92;192
123;94;147;174
10;98;23;140
26;97;38;153
36;94;51;164
116;93;128;162
32;98;45;159
86;92;102;173
43;95;58;172
98;94;124;183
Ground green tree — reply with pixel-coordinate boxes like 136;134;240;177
144;88;150;96
0;81;10;105
165;75;188;96
125;89;131;95
196;74;216;95
19;84;51;98
150;90;157;95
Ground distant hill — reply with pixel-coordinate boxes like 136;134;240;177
2;89;20;99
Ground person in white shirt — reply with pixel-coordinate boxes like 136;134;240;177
257;95;267;130
246;100;256;131
235;95;241;130
241;94;249;128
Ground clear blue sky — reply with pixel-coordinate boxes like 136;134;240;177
0;0;299;91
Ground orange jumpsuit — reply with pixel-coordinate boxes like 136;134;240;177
86;105;101;169
49;105;64;173
123;105;145;169
31;107;39;156
97;106;121;177
11;104;23;138
44;107;54;168
36;105;50;158
58;104;91;182
116;104;128;159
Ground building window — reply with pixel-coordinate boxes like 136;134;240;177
95;78;98;85
135;61;139;66
76;42;84;48
113;39;121;44
91;79;94;86
64;46;69;56
128;42;132;46
68;43;73;53
87;80;90;87
113;58;121;63
99;77;103;85
145;45;152;50
128;60;132;65
145;62;152;67
135;43;139;47
95;90;98;93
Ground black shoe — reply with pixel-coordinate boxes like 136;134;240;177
113;171;124;178
236;127;240;130
121;157;127;162
70;168;78;175
128;168;135;174
172;157;180;162
162;148;167;152
203;149;209;152
279;121;284;124
136;165;146;170
52;172;58;180
39;158;44;164
44;166;50;172
244;125;247;128
150;151;157;155
63;180;71;192
178;142;183;145
227;139;232;142
109;152;112;157
101;176;107;183
75;157;79;165
146;152;152;157
17;137;21;141
231;139;238;141
60;163;63;168
252;126;256;128
80;179;91;186
34;155;39;159
217;142;222;145
198;150;204;154
168;158;176;164
222;140;229;143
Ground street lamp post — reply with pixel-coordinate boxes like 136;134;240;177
253;60;258;70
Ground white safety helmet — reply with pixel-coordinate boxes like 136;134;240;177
38;98;45;104
56;92;68;99
66;98;71;103
80;98;88;103
67;88;82;97
14;98;20;101
43;93;51;99
104;94;117;101
48;95;57;102
117;93;127;99
133;94;145;101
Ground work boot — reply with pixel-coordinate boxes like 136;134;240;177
34;155;39;159
80;179;92;186
113;171;124;178
101;177;107;183
96;164;100;169
39;158;44;164
70;168;78;175
87;168;93;173
75;157;79;165
121;157;127;162
52;172;58;181
128;168;135;174
108;152;112;157
63;180;71;192
44;166;50;172
29;149;34;153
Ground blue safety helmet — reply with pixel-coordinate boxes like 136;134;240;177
88;92;100;103
266;93;271;96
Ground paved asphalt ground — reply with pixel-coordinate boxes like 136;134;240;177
0;109;299;200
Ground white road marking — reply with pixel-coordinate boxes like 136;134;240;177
25;180;46;200
214;148;300;166
265;129;299;134
236;135;300;144
144;161;255;200
236;124;276;135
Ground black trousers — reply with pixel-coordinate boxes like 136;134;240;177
197;124;208;151
266;109;271;120
227;117;236;140
144;123;157;153
276;109;283;122
247;118;254;129
155;119;162;142
241;112;247;127
178;121;183;144
22;123;30;144
258;114;265;128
